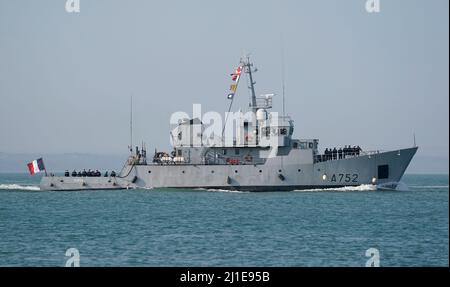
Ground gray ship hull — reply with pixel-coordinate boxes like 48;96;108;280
40;147;417;191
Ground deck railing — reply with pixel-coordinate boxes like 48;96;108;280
314;150;383;163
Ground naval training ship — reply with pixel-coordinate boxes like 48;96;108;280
40;57;418;191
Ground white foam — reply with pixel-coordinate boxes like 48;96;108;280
0;184;40;191
295;184;377;192
205;188;248;193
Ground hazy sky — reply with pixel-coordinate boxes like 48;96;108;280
0;0;448;158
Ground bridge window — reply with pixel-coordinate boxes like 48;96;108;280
223;149;227;155
178;132;182;140
308;142;314;149
177;149;182;156
235;149;239;155
293;142;299;149
300;142;307;149
280;128;287;135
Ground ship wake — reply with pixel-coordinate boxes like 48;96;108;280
296;182;414;192
0;184;41;191
295;184;377;192
194;188;249;193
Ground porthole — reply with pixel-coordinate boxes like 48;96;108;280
148;170;152;174
298;169;301;172
259;170;262;173
211;170;215;174
235;170;238;173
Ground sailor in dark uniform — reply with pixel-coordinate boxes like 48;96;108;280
111;171;116;177
338;148;343;159
72;170;77;177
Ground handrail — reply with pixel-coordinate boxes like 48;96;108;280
314;149;384;163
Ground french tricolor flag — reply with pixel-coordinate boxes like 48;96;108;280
27;158;46;175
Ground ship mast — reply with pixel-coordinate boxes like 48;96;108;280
242;56;258;113
130;95;133;154
222;56;259;146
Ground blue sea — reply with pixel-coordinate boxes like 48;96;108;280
0;173;448;267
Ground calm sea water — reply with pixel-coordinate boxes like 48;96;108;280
0;173;448;267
